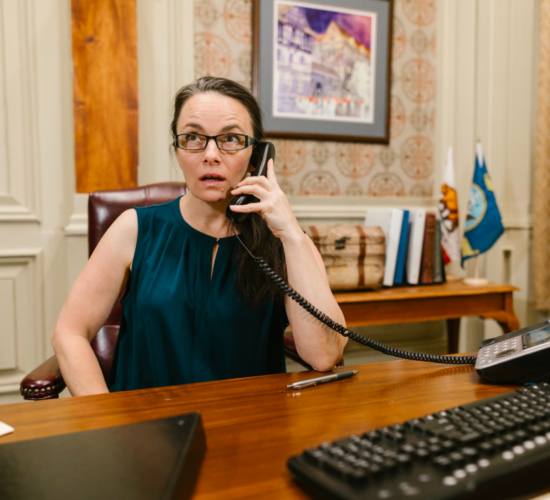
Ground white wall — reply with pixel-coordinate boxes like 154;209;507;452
0;0;74;404
437;0;542;352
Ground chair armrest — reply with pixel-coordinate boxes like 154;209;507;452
284;335;345;370
20;355;66;400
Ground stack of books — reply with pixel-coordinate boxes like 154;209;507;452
364;209;445;288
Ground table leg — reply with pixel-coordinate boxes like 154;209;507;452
481;293;520;334
502;293;520;333
496;315;520;334
446;318;461;354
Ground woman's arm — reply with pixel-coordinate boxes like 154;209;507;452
280;231;348;371
51;209;138;396
229;161;347;372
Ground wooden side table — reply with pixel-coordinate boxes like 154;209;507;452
333;281;520;354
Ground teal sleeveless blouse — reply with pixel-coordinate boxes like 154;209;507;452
108;197;287;392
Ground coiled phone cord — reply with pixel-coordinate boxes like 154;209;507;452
232;223;476;366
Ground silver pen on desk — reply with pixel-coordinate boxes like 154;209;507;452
287;370;358;390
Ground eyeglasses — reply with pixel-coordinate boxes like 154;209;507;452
174;133;258;151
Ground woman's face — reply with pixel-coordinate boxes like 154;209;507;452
175;92;255;204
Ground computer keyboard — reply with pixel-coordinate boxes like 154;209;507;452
287;384;550;500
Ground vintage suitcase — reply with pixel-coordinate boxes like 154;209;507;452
304;225;385;290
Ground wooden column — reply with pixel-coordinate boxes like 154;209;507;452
71;0;138;193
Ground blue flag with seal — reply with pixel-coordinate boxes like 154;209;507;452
461;142;504;266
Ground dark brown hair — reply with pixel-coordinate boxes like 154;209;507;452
171;77;287;307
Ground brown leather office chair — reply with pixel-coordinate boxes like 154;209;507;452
20;183;336;400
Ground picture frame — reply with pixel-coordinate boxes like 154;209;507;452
253;0;393;143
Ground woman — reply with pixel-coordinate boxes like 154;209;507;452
51;77;347;395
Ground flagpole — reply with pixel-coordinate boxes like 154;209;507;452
461;140;503;286
464;256;488;286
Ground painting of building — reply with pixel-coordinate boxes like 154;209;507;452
274;1;376;123
276;6;315;113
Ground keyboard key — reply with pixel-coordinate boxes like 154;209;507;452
401;444;415;454
344;454;358;465
370;464;383;475
366;431;381;441
441;440;455;450
396;454;412;465
461;447;478;458
479;442;494;454
349;469;368;483
454;469;467;479
443;476;458;486
383;459;398;471
415;449;430;460
492;437;505;449
459;432;482;443
433;455;452;468
449;452;464;464
304;448;325;464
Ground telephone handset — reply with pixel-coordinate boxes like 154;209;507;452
226;142;477;369
226;142;275;223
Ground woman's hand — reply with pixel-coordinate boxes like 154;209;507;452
229;159;303;242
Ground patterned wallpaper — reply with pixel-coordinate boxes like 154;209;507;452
194;0;437;198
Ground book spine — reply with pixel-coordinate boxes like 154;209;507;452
420;213;436;284
433;220;444;283
394;211;410;285
406;210;426;285
382;210;403;287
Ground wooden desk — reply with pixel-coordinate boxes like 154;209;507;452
0;360;521;499
333;281;520;354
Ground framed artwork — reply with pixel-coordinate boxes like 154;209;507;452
253;0;393;143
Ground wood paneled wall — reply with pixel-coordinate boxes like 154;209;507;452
71;0;138;193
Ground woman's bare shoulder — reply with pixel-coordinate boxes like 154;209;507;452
90;209;138;268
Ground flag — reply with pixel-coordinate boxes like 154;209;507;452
461;142;504;266
438;147;461;264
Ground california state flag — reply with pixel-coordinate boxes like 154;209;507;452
438;147;461;264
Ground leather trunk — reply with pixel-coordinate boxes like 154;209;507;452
304;225;385;291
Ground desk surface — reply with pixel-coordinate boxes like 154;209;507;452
0;359;520;499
